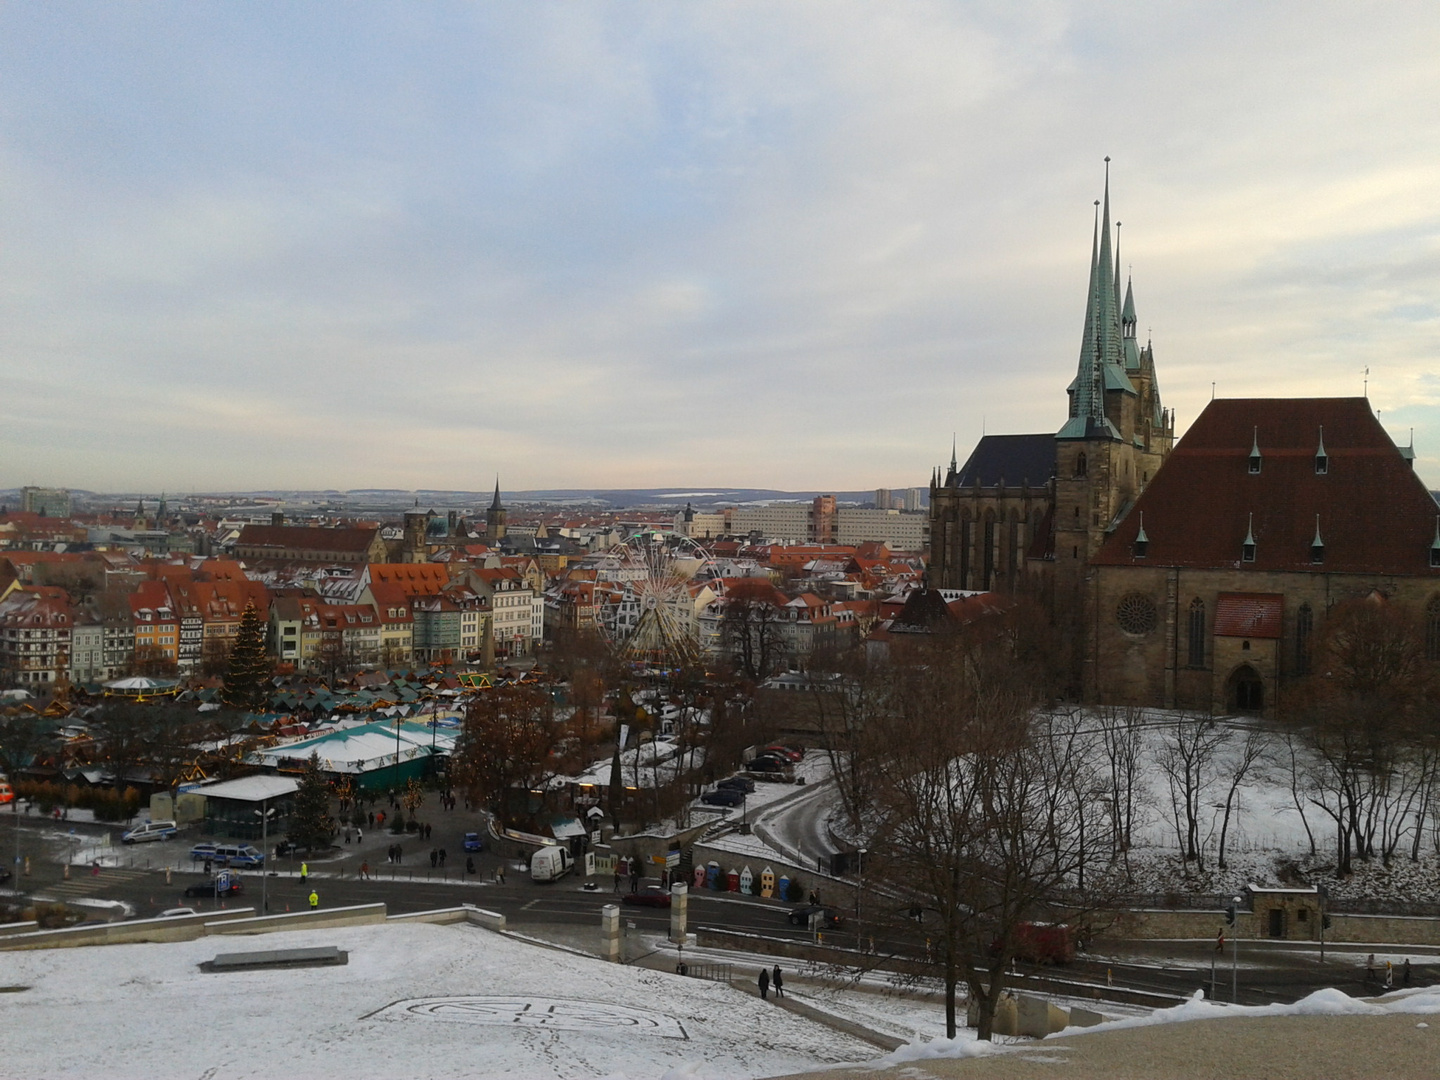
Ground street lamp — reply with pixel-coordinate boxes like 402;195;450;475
254;799;278;914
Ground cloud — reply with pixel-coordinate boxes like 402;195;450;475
1;1;1438;491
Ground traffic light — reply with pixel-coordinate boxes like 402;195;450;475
1225;903;1237;927
1322;913;1332;931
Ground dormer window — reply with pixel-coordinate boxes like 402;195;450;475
1248;427;1263;474
1431;517;1440;568
1315;426;1328;475
1242;513;1257;563
1133;512;1149;559
1310;516;1325;564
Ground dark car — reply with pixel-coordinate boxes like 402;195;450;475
622;886;672;909
716;775;756;793
788;905;843;929
462;832;484;852
763;745;805;763
184;878;244;899
746;756;788;773
701;788;746;807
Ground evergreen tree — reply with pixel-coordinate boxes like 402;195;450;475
287;752;335;852
220;602;271;712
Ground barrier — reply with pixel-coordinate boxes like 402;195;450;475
204;903;386;936
0;908;256;951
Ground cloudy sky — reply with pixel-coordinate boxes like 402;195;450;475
2;2;1438;493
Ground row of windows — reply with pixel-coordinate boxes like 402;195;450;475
1170;596;1440;669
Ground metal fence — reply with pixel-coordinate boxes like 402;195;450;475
680;961;733;984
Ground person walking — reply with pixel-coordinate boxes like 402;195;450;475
300;861;308;883
438;848;447;867
430;849;438;869
360;860;370;880
772;965;784;999
395;844;402;864
308;889;319;910
758;968;770;1000
356;827;363;844
1404;959;1412;986
630;865;641;893
613;869;621;893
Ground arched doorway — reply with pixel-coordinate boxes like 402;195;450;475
1227;665;1264;712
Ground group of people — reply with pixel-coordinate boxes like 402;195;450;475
757;965;784;1000
428;848;448;868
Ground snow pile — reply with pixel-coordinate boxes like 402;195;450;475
1053;985;1440;1039
0;921;877;1080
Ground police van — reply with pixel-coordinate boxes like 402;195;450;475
122;820;178;844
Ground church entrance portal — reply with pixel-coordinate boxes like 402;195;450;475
1227;665;1265;713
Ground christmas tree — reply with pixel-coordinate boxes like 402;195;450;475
219;601;271;712
287;751;335;852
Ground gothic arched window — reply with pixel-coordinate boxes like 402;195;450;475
1427;597;1440;662
1075;452;1088;478
1187;597;1206;668
1296;602;1314;675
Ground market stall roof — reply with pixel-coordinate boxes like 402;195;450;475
248;719;458;775
183;775;299;803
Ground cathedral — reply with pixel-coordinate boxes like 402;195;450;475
928;164;1174;596
929;166;1440;715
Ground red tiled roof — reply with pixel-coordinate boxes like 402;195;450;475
1092;398;1440;575
236;524;378;554
1213;593;1284;639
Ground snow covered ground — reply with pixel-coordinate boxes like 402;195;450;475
0;921;880;1080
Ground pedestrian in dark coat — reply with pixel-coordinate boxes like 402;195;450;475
439;848;447;867
613;870;621;893
772;965;784;998
430;849;438;868
758;968;770;1000
1404;958;1412;985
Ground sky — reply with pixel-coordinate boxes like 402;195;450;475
2;2;1438;493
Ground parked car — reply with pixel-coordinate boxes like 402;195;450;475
788;905;844;929
716;775;755;793
122;820;178;844
462;832;484;853
746;756;788;773
273;840;300;857
184;877;244;899
763;745;805;763
700;788;746;808
622;885;672;909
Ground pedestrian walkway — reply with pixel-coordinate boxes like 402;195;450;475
36;867;150;899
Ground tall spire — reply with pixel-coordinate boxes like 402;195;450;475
490;477;503;511
1058;173;1124;441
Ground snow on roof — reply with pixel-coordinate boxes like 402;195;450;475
187;775;299;802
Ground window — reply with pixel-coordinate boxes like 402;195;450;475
1116;593;1159;636
1187;598;1206;667
1427;597;1440;662
1075;452;1088;478
1315;454;1328;475
1242;541;1256;563
1296;602;1313;674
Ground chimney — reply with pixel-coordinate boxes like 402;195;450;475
271;511;284;526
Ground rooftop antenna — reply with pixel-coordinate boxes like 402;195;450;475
1364;366;1369;398
1211;382;1216;401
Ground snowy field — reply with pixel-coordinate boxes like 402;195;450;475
0;922;879;1080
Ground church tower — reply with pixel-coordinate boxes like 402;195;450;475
1053;160;1171;579
485;479;508;545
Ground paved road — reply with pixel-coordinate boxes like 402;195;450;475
6;811;1436;1008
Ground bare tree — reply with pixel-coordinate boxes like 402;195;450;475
1215;726;1268;871
1155;713;1225;871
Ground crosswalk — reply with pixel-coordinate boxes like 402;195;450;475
38;867;151;899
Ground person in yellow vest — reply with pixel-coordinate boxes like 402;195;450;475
300;861;308;882
309;889;319;910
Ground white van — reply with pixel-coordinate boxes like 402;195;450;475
530;845;573;883
122;820;178;844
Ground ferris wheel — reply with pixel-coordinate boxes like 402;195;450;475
597;531;714;669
